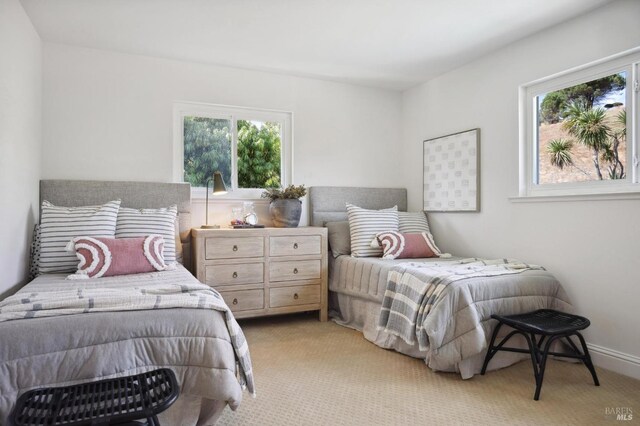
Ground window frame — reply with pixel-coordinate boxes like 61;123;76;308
173;101;293;199
518;48;640;198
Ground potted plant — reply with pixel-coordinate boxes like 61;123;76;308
262;184;307;227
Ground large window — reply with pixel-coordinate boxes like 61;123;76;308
519;49;639;197
173;103;292;197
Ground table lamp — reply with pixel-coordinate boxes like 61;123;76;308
203;171;227;228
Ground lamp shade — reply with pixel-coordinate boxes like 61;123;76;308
202;171;228;228
212;171;227;195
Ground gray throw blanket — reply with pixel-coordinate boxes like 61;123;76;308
0;273;255;395
378;258;545;351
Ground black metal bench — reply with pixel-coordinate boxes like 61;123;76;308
480;309;599;400
11;368;179;426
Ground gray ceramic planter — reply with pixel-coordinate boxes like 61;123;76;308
269;199;302;227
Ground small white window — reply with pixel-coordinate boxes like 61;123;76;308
173;102;292;198
519;49;639;198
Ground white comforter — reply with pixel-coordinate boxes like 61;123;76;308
0;266;254;425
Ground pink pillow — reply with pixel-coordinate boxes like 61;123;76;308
372;231;442;260
66;235;170;279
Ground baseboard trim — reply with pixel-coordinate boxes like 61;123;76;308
587;343;640;380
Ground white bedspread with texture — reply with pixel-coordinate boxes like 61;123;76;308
0;266;254;425
329;255;572;378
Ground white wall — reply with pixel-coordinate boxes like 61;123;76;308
401;0;640;377
42;43;402;226
0;0;42;298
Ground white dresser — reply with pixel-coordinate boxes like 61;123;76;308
192;227;328;321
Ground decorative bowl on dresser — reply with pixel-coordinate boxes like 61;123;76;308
192;227;328;321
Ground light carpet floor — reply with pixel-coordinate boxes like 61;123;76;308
217;313;639;425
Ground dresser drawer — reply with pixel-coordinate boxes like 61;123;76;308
270;285;320;308
220;289;264;312
205;262;264;286
270;235;321;257
270;259;321;282
205;237;264;259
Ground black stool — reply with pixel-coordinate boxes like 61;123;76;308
11;368;179;426
481;309;599;400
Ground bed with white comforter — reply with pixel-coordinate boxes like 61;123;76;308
329;255;571;378
0;180;257;425
0;265;254;425
310;186;572;379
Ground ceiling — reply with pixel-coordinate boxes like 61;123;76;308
20;0;613;90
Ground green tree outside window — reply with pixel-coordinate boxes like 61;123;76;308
183;116;232;188
183;116;282;189
237;120;281;188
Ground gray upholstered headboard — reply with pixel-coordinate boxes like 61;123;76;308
308;186;407;226
39;180;193;270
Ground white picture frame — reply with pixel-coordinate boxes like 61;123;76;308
423;128;480;212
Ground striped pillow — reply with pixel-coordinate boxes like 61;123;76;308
346;203;399;257
398;211;431;234
39;200;121;274
174;218;183;264
116;206;177;264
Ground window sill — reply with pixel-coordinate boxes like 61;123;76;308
191;196;270;204
509;192;640;203
191;187;270;201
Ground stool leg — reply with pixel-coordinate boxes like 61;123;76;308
563;335;582;355
530;333;544;364
575;332;600;386
481;322;504;375
522;332;540;381
536;334;546;349
533;335;559;401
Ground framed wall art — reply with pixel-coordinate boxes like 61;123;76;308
423;128;480;212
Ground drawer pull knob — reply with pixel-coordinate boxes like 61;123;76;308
232;245;238;252
232;272;238;278
293;268;298;274
293;243;298;249
293;293;299;300
232;298;238;305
